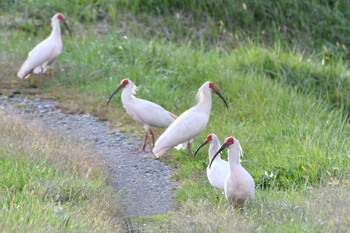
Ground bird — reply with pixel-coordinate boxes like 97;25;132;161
194;134;229;192
210;136;255;208
107;78;177;153
17;13;71;79
153;81;228;157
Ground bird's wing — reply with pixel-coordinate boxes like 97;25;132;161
17;39;60;79
153;108;209;156
207;165;226;190
130;99;176;128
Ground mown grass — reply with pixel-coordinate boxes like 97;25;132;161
0;111;124;232
1;1;350;232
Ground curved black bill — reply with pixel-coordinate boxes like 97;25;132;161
62;19;72;36
214;90;229;109
107;85;123;106
194;140;209;157
209;142;228;169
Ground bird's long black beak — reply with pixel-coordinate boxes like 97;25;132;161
209;142;228;169
107;85;123;106
214;90;229;109
194;140;209;157
62;19;72;36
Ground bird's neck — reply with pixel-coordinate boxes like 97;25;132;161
121;87;135;104
50;20;61;38
209;140;221;162
228;145;241;169
196;90;212;115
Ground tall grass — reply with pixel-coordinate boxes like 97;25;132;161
138;0;350;49
2;0;350;55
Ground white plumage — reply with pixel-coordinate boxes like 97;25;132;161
210;136;255;207
152;81;228;157
17;13;71;79
194;134;229;191
107;78;176;153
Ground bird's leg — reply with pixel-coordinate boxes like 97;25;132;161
36;71;44;86
187;142;194;158
48;69;54;80
141;132;148;152
39;71;44;81
134;131;149;154
149;129;155;147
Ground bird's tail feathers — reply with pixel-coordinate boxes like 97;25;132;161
152;146;169;157
17;60;32;79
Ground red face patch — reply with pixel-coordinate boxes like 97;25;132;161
225;137;234;146
206;134;213;142
120;79;129;87
57;13;64;21
209;82;215;91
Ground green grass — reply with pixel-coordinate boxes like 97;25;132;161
1;1;350;232
0;152;101;232
1;27;350;231
4;31;349;187
0;113;124;232
2;0;350;54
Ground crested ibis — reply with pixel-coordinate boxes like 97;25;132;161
210;136;255;208
107;78;177;153
152;81;228;157
17;13;71;79
194;133;229;191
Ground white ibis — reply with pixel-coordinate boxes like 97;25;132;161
17;13;71;79
210;136;255;208
152;81;228;157
194;134;229;191
107;78;177;153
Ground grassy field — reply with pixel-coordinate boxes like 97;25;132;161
0;112;124;232
1;0;350;232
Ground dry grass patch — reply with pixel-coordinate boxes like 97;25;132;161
304;185;350;232
168;199;257;232
0;109;105;175
0;109;126;232
167;185;350;232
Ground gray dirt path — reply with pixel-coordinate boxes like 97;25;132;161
0;94;175;216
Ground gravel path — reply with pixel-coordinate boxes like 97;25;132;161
0;94;175;216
